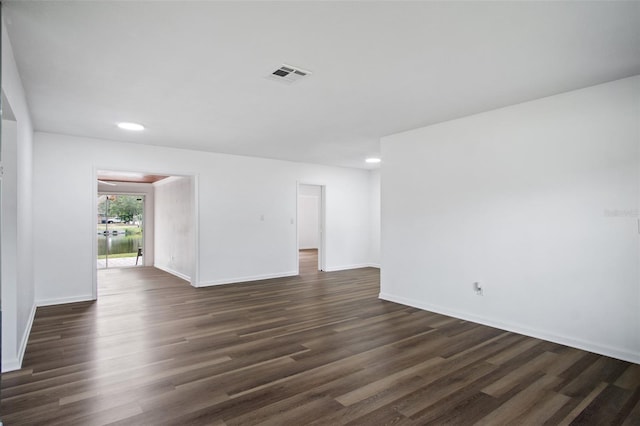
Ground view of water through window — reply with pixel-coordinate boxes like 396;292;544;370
97;234;143;256
97;193;144;268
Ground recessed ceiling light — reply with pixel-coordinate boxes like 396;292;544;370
117;122;145;131
366;158;381;164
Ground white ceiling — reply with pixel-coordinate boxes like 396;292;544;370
4;1;640;169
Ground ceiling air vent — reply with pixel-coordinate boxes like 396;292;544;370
266;64;312;84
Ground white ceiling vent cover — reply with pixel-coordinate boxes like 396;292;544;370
266;64;312;84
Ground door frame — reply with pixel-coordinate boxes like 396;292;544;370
296;182;326;273
91;168;200;299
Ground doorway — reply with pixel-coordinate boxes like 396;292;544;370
97;193;145;269
297;183;325;274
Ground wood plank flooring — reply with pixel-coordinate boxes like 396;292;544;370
2;250;639;425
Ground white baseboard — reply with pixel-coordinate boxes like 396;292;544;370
379;292;640;365
324;263;378;272
154;264;191;282
17;302;37;368
1;357;20;373
2;302;37;373
37;294;95;307
198;271;298;287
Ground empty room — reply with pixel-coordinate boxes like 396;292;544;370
1;1;639;425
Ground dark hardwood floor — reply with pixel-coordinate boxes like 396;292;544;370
2;250;639;425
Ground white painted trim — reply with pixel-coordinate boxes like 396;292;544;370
191;175;200;287
295;181;299;276
324;263;375;272
1;302;36;372
17;302;36;368
319;185;326;272
296;181;327;273
154;264;191;283
2;357;20;373
198;271;298;287
37;294;95;307
379;292;640;365
91;168;98;300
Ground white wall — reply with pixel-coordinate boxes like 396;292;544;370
1;22;35;372
369;169;380;267
2;119;19;371
381;76;640;364
97;181;155;266
33;132;375;302
154;176;194;281
298;184;321;250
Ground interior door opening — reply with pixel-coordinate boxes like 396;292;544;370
97;193;145;269
297;183;325;274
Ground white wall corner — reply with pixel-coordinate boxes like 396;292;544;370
154;264;191;284
2;302;36;373
379;77;640;366
17;302;37;369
